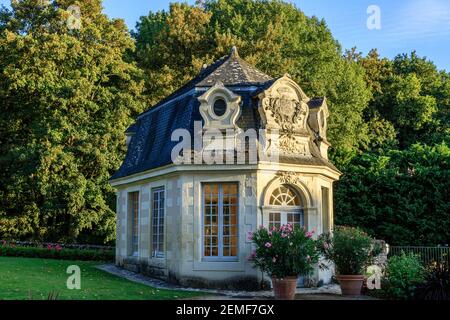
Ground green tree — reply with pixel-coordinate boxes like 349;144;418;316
391;74;437;131
0;0;144;243
134;0;372;165
356;50;449;149
335;143;450;246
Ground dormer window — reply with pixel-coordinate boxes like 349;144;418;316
198;82;242;130
213;98;227;117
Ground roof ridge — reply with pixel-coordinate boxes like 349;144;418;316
135;47;272;121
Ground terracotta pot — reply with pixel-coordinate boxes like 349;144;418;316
271;276;298;300
336;275;365;296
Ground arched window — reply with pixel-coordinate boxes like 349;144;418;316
269;185;301;206
267;185;304;229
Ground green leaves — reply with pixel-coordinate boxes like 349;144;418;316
335;143;450;246
318;226;376;275
391;74;437;131
0;0;144;243
383;252;426;300
250;225;318;278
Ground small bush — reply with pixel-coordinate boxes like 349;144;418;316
0;245;114;262
383;252;425;300
317;226;377;275
414;262;450;300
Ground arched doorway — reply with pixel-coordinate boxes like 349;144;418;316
264;185;305;230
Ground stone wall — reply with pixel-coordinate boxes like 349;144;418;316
114;164;339;289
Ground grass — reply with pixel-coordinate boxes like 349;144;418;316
0;257;206;300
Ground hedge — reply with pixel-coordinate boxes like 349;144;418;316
0;245;114;262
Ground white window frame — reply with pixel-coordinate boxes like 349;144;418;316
202;183;239;262
151;186;165;258
268;209;304;229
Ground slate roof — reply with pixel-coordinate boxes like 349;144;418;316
308;97;326;109
111;47;337;181
196;47;273;86
136;47;273;121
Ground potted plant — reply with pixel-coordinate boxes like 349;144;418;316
249;224;318;300
318;226;378;296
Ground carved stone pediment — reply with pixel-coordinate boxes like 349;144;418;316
258;75;310;134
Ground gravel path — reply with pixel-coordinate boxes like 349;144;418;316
96;264;376;300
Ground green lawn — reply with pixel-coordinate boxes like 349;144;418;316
0;257;206;300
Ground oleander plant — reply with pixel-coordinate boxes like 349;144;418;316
249;224;319;279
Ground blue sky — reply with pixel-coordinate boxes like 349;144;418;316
1;0;450;71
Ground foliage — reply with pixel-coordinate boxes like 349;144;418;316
249;224;318;278
335;143;450;245
0;257;206;300
414;262;450;301
353;50;450;149
0;0;145;243
134;0;372;166
317;226;377;275
382;252;425;300
0;243;114;261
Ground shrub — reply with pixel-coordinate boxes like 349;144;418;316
317;226;377;275
249;224;319;279
383;252;425;300
414;262;450;300
0;244;114;262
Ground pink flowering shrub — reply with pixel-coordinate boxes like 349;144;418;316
249;224;319;278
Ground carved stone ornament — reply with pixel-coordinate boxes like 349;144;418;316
278;134;309;156
258;75;310;133
277;171;302;185
198;82;242;130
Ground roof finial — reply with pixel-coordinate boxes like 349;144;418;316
230;46;239;58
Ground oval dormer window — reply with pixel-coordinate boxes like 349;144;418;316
213;98;227;117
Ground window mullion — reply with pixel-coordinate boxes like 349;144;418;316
218;185;224;259
281;212;288;226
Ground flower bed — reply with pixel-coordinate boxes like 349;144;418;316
0;241;114;261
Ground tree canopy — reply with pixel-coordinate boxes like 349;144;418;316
0;0;144;243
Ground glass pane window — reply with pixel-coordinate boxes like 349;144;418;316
129;192;139;256
269;185;301;206
287;211;304;228
203;183;238;259
269;212;281;230
152;187;165;258
269;211;304;230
